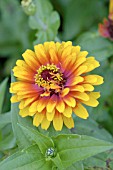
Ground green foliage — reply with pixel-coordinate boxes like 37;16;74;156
75;32;113;61
0;78;8;114
0;112;11;129
52;0;107;40
0;0;113;169
28;0;60;44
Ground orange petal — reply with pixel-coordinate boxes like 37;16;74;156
49;48;59;64
60;88;70;97
67;76;84;86
37;97;49;112
24;97;37;108
70;85;84;92
22;50;40;71
34;44;49;64
75;65;87;76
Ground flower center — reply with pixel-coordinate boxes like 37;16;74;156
35;64;65;96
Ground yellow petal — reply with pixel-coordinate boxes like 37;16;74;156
77;51;88;58
81;92;100;107
34;44;49;64
46;110;55;121
29;100;39;112
49;48;58;64
82;57;100;73
63;105;72;118
62;41;72;48
92;75;104;85
19;100;25;109
82;84;94;91
74;57;86;69
10;95;19;103
46;95;57;113
53;112;63;131
109;0;113;13
75;65;87;76
41;117;50;130
83;75;97;84
19;107;30;117
61;45;72;59
71;85;84;92
72;46;81;55
60;88;70;97
68;76;84;86
24;97;37;108
33;111;45;127
56;98;65;113
63;116;74;129
22;50;39;71
33;117;40;127
73;103;89;119
74;92;89;101
88;92;100;99
63;95;76;107
37;97;48;112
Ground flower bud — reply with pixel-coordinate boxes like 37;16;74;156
21;0;36;16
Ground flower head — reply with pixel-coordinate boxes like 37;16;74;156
10;41;103;131
99;0;113;40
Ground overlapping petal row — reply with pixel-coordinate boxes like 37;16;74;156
10;41;103;131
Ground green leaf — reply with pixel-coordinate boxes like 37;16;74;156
84;153;107;169
0;78;8;114
52;134;113;169
0;112;11;129
71;117;113;142
0;145;52;170
51;153;64;170
75;32;113;61
0;132;16;151
11;73;34;149
29;0;60;44
66;161;84;170
11;100;33;149
19;123;54;154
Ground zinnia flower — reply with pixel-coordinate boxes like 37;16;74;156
10;41;103;131
99;0;113;40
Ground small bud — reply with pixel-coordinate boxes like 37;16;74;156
21;0;36;16
45;147;56;159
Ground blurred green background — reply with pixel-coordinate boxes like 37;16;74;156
1;0;113;168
